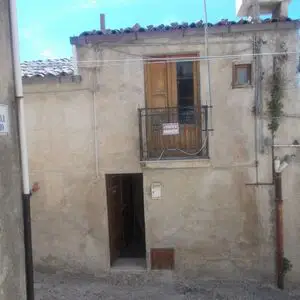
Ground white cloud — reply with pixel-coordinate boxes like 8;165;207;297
20;28;33;40
76;0;136;9
79;0;97;9
40;49;57;59
19;25;59;61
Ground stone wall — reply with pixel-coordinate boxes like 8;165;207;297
0;0;26;298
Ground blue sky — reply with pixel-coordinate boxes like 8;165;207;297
17;0;300;62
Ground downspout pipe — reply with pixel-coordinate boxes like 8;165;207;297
253;34;259;184
9;0;34;299
203;0;213;133
92;67;99;178
275;171;284;289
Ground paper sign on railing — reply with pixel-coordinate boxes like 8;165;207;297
162;123;179;135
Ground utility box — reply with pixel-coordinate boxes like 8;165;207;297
236;0;291;18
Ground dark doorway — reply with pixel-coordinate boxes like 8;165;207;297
106;173;146;266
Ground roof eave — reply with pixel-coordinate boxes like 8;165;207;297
70;20;300;46
22;74;81;84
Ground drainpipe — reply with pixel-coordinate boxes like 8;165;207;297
9;0;34;299
253;33;260;184
92;67;99;178
273;154;293;290
203;0;213;133
274;171;284;289
257;42;264;154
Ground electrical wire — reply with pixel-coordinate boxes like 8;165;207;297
203;0;212;120
107;44;256;62
157;135;208;160
75;51;299;68
91;40;252;48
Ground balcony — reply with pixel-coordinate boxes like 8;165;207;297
138;105;211;161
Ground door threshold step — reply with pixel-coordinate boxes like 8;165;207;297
111;258;146;271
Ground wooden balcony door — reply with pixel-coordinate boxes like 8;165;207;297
144;54;202;158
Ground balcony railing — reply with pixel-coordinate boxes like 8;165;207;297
138;105;212;161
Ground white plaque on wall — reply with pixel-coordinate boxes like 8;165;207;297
151;183;162;199
0;104;9;136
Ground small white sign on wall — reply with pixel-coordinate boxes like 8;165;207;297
0;104;9;136
151;182;162;200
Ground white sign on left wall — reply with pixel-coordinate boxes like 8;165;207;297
0;104;9;136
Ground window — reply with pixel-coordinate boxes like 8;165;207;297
232;64;252;88
176;61;196;124
144;54;200;124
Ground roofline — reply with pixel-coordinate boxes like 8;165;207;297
70;21;300;46
22;75;81;84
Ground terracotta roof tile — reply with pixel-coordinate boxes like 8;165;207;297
77;17;296;37
21;58;74;78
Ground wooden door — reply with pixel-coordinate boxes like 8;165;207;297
145;58;169;108
167;59;201;156
106;175;123;265
144;58;171;157
144;54;201;158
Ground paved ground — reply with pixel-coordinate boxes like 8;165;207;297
35;271;300;300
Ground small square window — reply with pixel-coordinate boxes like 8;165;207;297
233;64;252;88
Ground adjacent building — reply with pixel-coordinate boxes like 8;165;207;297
23;0;300;283
0;0;26;299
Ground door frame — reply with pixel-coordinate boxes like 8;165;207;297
105;174;123;266
105;173;147;266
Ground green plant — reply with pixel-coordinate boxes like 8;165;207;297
267;43;288;136
283;257;293;276
267;69;285;133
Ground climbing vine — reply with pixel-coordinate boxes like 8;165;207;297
267;42;288;136
283;257;293;277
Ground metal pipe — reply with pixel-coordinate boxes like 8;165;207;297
253;34;259;184
203;0;213;133
9;0;34;299
245;182;273;186
257;42;265;154
275;172;284;289
92;68;99;178
271;135;275;184
9;0;30;194
273;144;300;148
93;91;99;178
247;35;275;186
22;194;34;298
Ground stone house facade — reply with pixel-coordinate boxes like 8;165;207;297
23;11;300;282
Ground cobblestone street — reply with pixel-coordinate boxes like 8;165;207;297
35;272;300;300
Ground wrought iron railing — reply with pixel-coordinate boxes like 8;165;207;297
138;105;212;161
